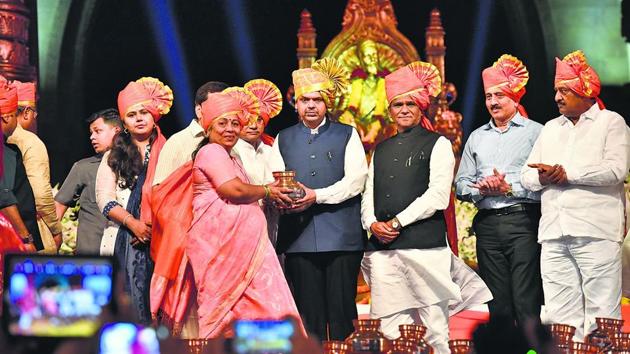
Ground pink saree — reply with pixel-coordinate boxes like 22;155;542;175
149;161;196;335
186;143;302;338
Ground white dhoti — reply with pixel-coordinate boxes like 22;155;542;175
541;236;621;341
362;247;461;354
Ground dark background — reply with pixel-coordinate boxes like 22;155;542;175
40;0;630;184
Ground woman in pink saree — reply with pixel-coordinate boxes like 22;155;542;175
186;91;303;338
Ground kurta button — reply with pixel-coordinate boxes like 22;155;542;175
394;158;398;162
397;141;402;145
310;154;316;159
311;171;316;176
386;194;390;198
389;175;394;179
386;214;391;218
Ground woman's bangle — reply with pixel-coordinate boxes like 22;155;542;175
263;185;271;199
122;214;132;227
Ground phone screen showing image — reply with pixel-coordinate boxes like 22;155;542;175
3;254;114;338
233;319;294;354
98;322;160;354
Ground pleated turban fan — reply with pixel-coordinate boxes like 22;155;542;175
244;79;283;126
385;61;442;111
13;81;36;108
554;50;605;109
222;87;261;126
118;77;174;121
292;57;350;111
200;91;254;132
482;54;529;117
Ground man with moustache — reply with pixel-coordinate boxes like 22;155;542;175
521;50;630;340
230;79;283;245
456;55;543;326
269;58;368;341
54;108;121;254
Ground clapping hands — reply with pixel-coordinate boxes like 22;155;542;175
470;168;512;196
527;163;568;186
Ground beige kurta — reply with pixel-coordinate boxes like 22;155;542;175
7;124;62;254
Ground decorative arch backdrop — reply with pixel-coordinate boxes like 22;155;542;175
28;0;630;184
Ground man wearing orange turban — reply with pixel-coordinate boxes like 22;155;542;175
522;50;630;340
230;81;283;247
14;81;37;132
6;79;63;254
269;58;368;341
361;61;473;353
0;82;40;253
456;55;544;328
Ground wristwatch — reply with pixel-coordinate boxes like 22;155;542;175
391;217;401;231
504;183;514;198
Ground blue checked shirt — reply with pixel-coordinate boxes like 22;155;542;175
455;113;542;209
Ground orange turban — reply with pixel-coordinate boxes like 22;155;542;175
199;92;242;131
482;54;529;117
244;79;282;126
223;87;261;126
554;50;604;109
0;83;18;116
14;81;36;108
117;77;173;122
385;61;442;111
292;58;349;110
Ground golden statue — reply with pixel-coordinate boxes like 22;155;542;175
324;1;418;150
295;2;464;159
336;39;393;150
296;1;418;150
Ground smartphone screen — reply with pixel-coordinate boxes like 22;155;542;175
3;254;114;337
99;322;160;354
233;319;294;354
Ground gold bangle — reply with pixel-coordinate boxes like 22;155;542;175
263;185;271;199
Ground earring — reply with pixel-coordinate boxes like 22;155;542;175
123;127;129;134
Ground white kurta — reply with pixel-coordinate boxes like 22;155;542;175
521;104;630;340
360;134;490;354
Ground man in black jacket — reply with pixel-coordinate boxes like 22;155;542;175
360;61;459;354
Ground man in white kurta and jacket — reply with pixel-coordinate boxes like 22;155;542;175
360;61;462;354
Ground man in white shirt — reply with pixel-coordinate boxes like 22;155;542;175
231;79;283;245
153;81;227;185
521;50;630;340
360;61;460;354
268;58;368;341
